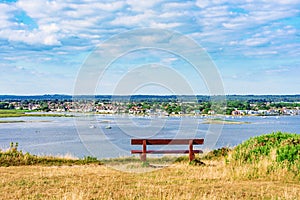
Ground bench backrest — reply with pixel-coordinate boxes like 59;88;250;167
131;139;204;145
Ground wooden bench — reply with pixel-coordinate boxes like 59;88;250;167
131;139;204;162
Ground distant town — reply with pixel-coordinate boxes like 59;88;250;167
0;95;299;116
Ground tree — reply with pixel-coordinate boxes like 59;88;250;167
0;102;9;109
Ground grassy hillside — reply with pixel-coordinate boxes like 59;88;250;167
231;132;300;175
0;132;299;199
0;109;73;118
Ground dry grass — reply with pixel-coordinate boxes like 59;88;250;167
1;159;299;200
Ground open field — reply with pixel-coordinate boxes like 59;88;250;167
0;120;25;123
1;132;299;199
1;160;300;200
0;109;74;118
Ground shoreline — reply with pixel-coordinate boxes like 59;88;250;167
202;118;251;125
0;112;296;123
0;120;52;123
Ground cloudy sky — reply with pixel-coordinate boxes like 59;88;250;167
0;0;299;95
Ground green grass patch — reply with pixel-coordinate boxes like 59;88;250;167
0;142;102;167
203;147;231;160
0;120;25;123
0;109;74;118
101;156;178;165
0;109;31;114
231;131;300;175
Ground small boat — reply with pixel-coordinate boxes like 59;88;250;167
89;125;96;129
99;120;111;123
105;125;112;129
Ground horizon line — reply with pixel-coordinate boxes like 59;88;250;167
0;94;300;96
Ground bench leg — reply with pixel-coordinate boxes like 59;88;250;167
141;154;146;162
189;153;195;162
189;140;195;162
141;139;147;162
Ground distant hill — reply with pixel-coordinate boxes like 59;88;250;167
0;94;73;101
0;94;299;102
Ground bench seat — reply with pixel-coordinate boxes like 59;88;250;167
131;150;203;154
131;138;204;161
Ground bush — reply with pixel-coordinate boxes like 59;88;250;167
203;147;230;160
189;158;205;166
231;132;300;173
0;142;102;166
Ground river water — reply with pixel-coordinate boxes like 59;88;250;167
0;115;299;159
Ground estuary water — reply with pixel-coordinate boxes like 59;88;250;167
0;115;299;159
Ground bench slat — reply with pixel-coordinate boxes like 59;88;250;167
131;139;204;145
131;150;202;154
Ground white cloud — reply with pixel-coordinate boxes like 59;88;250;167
150;22;181;29
43;35;60;45
0;21;61;46
0;0;124;46
91;1;125;11
263;0;300;4
0;0;299;94
195;0;210;9
159;11;186;19
194;0;299;33
0;30;47;45
0;3;16;29
241;38;269;47
40;23;60;33
66;1;124;17
16;0;63;20
244;50;278;56
161;57;179;65
126;0;162;12
111;12;152;26
59;18;100;34
222;22;241;29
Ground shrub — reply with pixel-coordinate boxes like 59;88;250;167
0;142;102;166
189;158;205;166
203;147;230;160
231;132;300;174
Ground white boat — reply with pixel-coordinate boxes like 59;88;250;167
89;125;96;129
105;125;112;129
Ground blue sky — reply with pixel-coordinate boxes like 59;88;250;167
0;0;299;95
